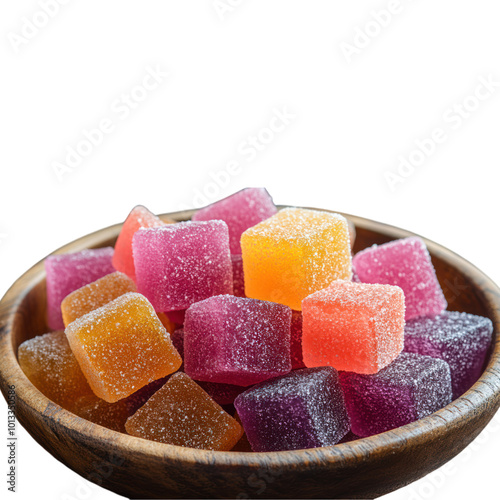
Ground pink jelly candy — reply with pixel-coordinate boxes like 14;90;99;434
352;237;447;320
192;188;277;254
132;220;233;311
184;295;292;386
45;247;115;330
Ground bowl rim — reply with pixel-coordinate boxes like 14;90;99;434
1;208;499;469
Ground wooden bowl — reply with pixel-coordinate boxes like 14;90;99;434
1;208;499;499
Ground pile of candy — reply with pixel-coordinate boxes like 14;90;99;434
19;188;494;452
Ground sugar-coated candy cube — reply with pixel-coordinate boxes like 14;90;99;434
302;281;405;374
231;254;246;297
61;271;136;327
241;208;352;310
234;367;350;452
65;292;182;403
125;372;243;450
18;331;94;410
112;205;170;280
340;352;452;437
404;311;493;398
184;295;291;386
352;237;447;320
45;247;115;330
290;310;305;369
133;221;233;312
192;188;277;254
72;395;129;433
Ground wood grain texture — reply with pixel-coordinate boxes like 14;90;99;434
1;208;499;499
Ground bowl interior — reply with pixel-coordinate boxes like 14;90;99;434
2;209;499;499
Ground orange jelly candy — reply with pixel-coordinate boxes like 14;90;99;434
18;330;94;410
65;292;182;403
61;271;137;327
125;372;243;450
241;208;352;311
302;280;405;375
112;205;174;280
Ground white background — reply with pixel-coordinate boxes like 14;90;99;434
1;1;500;499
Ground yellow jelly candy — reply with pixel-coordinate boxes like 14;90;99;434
61;271;136;327
241;208;352;310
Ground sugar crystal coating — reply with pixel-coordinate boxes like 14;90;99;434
404;311;493;398
353;237;447;320
65;292;182;403
18;331;94;410
133;220;233;312
241;208;352;310
125;372;243;450
302;280;405;374
192;188;277;254
340;352;452;437
112;205;170;280
184;295;291;386
61;271;136;326
234;367;350;452
45;247;115;330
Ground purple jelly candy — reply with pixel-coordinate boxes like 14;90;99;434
340;352;452;437
184;295;291;386
234;367;350;452
231;254;246;298
192;188;277;254
290;310;305;369
45;247;115;330
132;221;233;312
404;311;493;399
352;237;447;320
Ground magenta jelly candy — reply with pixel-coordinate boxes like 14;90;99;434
234;367;350;452
184;295;291;386
45;247;115;330
231;254;246;298
132;220;233;311
340;352;452;437
404;311;493;398
192;188;277;254
352;237;447;320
